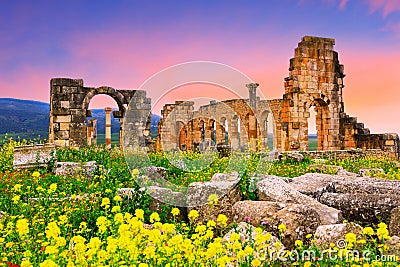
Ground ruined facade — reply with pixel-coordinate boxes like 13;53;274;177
269;36;399;157
49;78;151;148
156;83;271;152
157;36;399;157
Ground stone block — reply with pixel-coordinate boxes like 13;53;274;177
385;140;395;146
13;144;56;169
54;115;71;123
59;123;70;131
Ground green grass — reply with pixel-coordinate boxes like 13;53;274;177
0;139;399;266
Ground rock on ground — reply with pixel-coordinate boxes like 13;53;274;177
390;207;400;237
358;168;385;177
256;175;341;224
55;161;97;178
384;236;400;257
232;201;321;248
146;186;187;221
290;173;400;199
313;223;363;248
186;172;242;224
286;153;304;162
319;193;400;224
223;222;285;253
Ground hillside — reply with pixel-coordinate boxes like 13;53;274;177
0;98;161;139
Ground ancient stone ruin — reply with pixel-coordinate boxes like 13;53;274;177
156;83;271;152
48;78;151;148
157;36;399;158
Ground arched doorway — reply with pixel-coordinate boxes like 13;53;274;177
87;95;120;147
176;121;186;150
307;99;330;151
49;78;150;148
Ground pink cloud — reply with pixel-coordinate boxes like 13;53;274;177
339;0;349;9
367;0;400;17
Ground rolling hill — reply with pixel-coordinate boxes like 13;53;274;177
0;98;161;140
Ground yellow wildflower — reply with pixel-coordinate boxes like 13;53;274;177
171;208;180;216
363;227;374;236
188;210;199;222
135;209;145;221
278;223;286;233
217;214;228;228
150;212;160;223
15;218;29;237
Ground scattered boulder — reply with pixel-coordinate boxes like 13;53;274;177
273;204;321;248
319;193;400;224
286;152;304;162
171;160;186;170
223;222;285;253
186;172;241;224
55;161;97;178
145;166;168;179
256;175;341;224
146;186;186;221
384;235;400;256
314;223;363;248
390;207;400;237
135;166;169;188
232;200;287;225
117;188;139;199
267;150;283;161
358;168;385;177
232;201;321;248
290;173;400;200
13;144;56;170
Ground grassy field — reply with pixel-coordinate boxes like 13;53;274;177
0;139;399;265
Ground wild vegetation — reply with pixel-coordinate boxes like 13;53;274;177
0;137;399;266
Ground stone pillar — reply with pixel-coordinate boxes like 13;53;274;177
119;118;124;148
105;107;112;149
87;119;93;146
246;83;259;151
246;83;258;111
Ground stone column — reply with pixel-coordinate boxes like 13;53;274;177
119;117;124;148
246;83;259;151
105;107;112;149
87;120;93;146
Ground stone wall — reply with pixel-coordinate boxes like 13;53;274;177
156;36;399;157
49;78;151;148
13;144;56;169
156;85;272;152
274;36;399;157
300;149;397;160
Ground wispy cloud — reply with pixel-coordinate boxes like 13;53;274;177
367;0;400;17
339;0;349;9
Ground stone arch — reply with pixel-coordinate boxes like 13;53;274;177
305;98;330;151
82;86;126;114
49;78;150;148
175;120;186;150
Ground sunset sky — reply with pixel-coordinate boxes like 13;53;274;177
0;0;399;133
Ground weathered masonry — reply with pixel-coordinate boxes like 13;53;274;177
156;83;272;152
49;78;151;148
269;36;399;157
157;36;399;157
